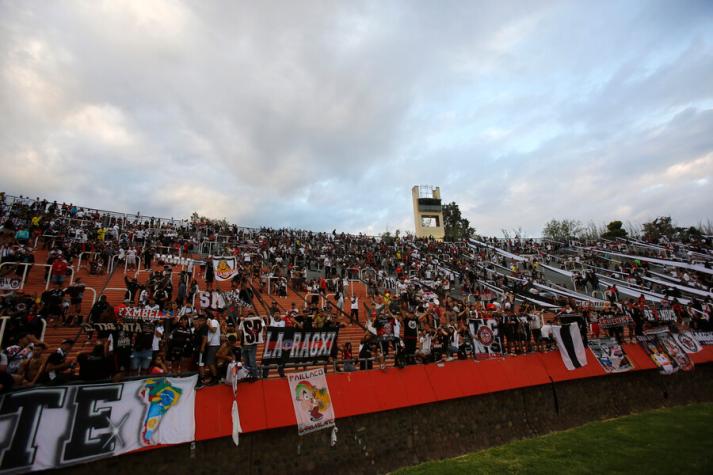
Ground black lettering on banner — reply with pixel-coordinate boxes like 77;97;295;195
61;384;124;464
243;318;264;345
262;328;338;364
0;388;66;471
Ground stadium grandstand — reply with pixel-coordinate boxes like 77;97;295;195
1;192;712;473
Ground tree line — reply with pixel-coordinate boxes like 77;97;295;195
541;217;712;242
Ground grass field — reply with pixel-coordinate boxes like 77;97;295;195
394;403;713;474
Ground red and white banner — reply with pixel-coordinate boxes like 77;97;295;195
287;368;335;436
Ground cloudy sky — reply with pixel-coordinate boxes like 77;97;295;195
1;0;712;236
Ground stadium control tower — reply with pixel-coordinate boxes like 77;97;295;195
411;185;445;240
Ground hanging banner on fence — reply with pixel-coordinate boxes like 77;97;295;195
117;307;167;320
672;331;702;354
643;308;677;322
213;257;239;281
262;327;339;364
0;277;21;290
692;331;713;345
589;338;634;373
287;368;335;436
467;318;502;355
657;332;694;371
638;333;694;374
598;314;634;329
199;290;252;311
552;323;588;370
0;375;197;473
84;322;147;333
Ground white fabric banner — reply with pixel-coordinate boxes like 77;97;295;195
287;368;335;436
213;256;239;281
552;323;588;371
673;331;702;354
0;375;197;473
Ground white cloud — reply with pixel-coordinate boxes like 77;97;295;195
0;0;712;235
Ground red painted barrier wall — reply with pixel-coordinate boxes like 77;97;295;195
194;344;713;441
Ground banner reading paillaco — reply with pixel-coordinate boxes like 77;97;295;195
287;368;336;436
262;327;339;364
0;375;197;473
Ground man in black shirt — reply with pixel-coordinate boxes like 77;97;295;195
78;344;111;381
131;323;154;376
66;278;85;325
167;317;194;372
41;287;65;327
192;316;209;383
402;312;419;356
43;339;75;384
113;328;133;376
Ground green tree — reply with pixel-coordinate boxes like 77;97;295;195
601;220;627;240
442;202;475;241
542;218;583;241
642;217;675;241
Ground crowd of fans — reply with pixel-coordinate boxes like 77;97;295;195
1;193;712;393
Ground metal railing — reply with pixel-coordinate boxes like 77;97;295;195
0;262;75;291
76;252;99;273
303;292;324;309
0;262;31;290
0;316;8;348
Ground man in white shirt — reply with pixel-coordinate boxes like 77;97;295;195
350;296;359;322
204;312;221;382
415;329;433;363
152;321;164;357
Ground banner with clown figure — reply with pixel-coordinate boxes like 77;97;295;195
0;375;197;473
287;368;336;436
212;256;239;281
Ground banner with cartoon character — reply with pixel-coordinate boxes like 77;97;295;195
0;375;197;473
287;368;335;436
589;338;634;373
212;256;239;281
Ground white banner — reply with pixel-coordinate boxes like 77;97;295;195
673;331;702;354
213;257;238;281
0;375;197;473
693;331;713;346
287;368;335;436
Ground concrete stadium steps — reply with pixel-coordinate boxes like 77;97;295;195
19;249;112;316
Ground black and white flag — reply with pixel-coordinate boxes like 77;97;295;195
553;323;588;370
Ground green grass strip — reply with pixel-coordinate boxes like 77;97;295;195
394;403;713;475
